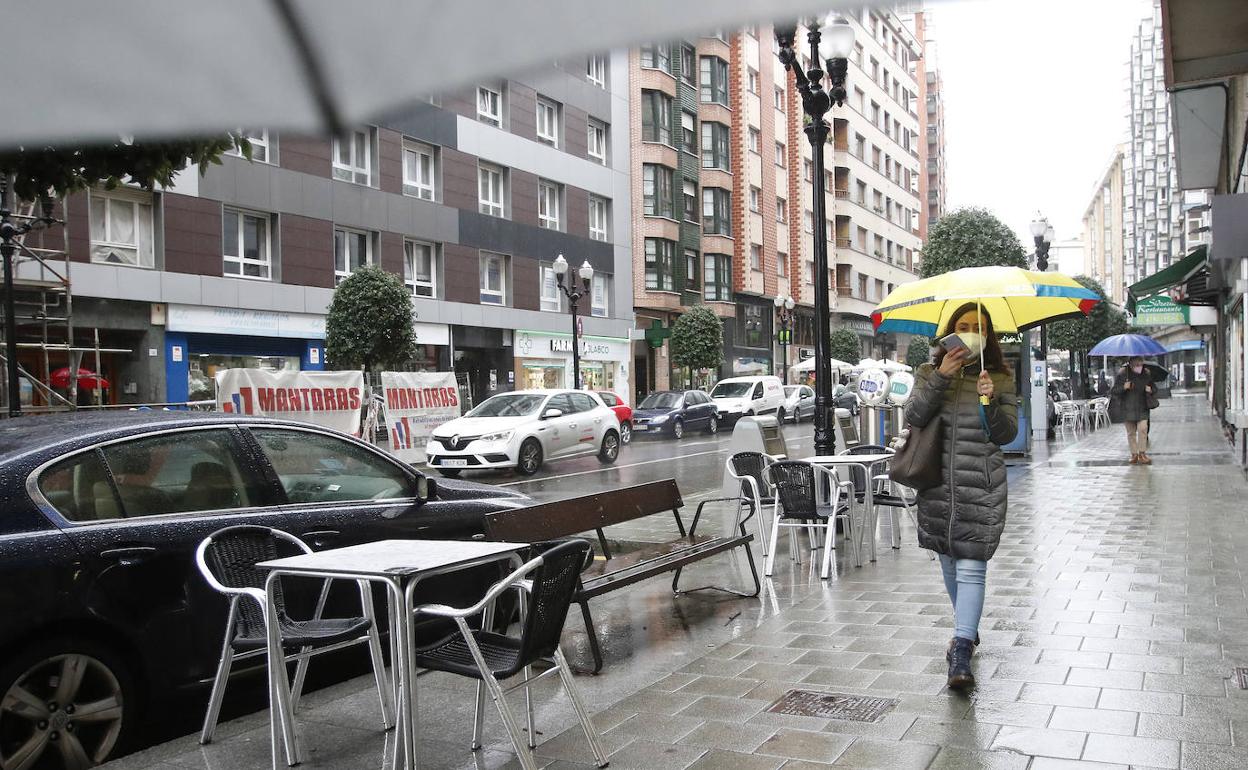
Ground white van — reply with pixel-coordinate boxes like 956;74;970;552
709;375;786;424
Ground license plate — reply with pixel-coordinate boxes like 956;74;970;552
635;424;649;431
442;458;469;468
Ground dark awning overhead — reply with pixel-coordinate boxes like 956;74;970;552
1127;245;1208;313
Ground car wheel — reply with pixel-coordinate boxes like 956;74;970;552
671;419;684;440
0;638;133;770
437;468;462;479
598;431;620;464
706;415;719;435
777;407;786;424
516;439;543;476
619;421;632;445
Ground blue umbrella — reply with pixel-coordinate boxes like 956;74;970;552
1089;334;1168;357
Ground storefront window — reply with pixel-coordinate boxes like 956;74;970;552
579;361;615;392
188;354;300;402
522;361;565;390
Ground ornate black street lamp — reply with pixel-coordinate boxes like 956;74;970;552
552;254;593;389
774;293;795;385
776;15;854;456
0;191;59;417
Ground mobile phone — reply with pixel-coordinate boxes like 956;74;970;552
940;333;968;352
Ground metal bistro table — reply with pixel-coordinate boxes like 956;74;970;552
799;453;895;568
258;539;527;770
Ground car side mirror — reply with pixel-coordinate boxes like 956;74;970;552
413;475;436;502
542;408;563;420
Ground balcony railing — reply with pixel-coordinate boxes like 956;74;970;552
836;286;854;298
835;237;852;248
834;189;850;199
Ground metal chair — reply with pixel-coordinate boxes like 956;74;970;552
840;444;915;551
411;539;607;770
195;526;393;766
726;451;777;556
1055;401;1082;437
1089;397;1111;430
764;461;858;579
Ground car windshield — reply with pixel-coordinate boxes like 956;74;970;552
467;393;546;418
784;386;798;398
710;382;753;398
640;392;681;409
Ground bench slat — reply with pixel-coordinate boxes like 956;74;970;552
484;479;684;542
578;534;754;599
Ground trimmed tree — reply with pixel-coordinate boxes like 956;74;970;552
828;328;862;365
919;207;1029;278
905;336;933;370
1047;274;1130;397
325;266;417;374
670;306;724;388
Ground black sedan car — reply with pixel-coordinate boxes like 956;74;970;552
631;389;719;439
0;412;527;769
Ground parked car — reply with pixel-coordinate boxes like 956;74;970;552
709;375;786;424
632;389;719;439
782;385;817;422
0;412;529;770
596;391;633;444
426;389;620;477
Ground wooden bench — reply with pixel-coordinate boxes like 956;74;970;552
484;479;760;673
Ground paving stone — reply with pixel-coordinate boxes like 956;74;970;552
603;738;706;770
1096;687;1183;715
676;720;778;754
963;699;1055;728
604;712;704;744
990;725;1088;760
754;728;853;763
1180;741;1248;769
685;749;784;770
1066;667;1145;690
1018;683;1102;708
901;716;1002;749
927;747;1031;769
1047;706;1138;736
675;675;762;698
1081;733;1180;768
675;695;766;724
830;737;939;769
1135;712;1232;744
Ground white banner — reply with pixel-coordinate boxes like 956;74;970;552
381;371;462;464
215;369;364;435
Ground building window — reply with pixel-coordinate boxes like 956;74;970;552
747;68;759;93
704;253;732;301
702;187;731;237
777;251;788;277
88;188;154;267
803;159;813;182
478;163;506;217
591;274;609;317
700;122;730;171
540;264;562;312
804;210;813;233
587;55;607;87
700;56;729;105
333;227;372;285
749;186;761;213
332;128;372;185
679;43;696;84
477;85;503;126
538;179;562;230
642;164;675;218
748;127;760;153
774;141;785;167
645;238;676;291
589;195;610;241
227;129;270;163
404;239;437;297
750;244;762;271
641;90;672;145
640;43;672;73
536;97;560;147
402;140;437;201
480;252;508;305
683;180;698;222
587;119;608;164
680;111;697;155
684;249;699;290
774;86;786;111
776;197;787;223
222;208;271;280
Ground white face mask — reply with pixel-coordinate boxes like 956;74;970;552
959;332;986;360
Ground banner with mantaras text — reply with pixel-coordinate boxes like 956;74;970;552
381;371;461;464
215;369;365;435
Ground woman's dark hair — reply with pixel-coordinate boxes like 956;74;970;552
932;302;1007;372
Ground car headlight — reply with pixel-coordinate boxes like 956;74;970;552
479;430;513;443
651;414;668;424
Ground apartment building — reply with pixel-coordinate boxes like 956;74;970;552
1082;147;1126;303
910;9;947;241
19;56;634;407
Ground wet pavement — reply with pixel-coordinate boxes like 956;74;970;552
104;394;1248;769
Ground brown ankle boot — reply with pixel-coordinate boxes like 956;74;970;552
1129;454;1139;464
1139;453;1152;465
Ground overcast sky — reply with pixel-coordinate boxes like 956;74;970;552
930;0;1153;253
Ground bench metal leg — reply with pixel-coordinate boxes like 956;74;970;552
671;537;761;598
577;598;605;674
672;507;687;537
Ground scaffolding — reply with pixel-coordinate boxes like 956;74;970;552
2;190;132;415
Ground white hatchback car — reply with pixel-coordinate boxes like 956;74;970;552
425;389;621;477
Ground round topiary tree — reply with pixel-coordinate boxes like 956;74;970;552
905;336;933;370
919;207;1029;279
326;265;417;373
670;306;724;387
828;328;862;365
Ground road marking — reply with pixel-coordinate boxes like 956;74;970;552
497;448;730;487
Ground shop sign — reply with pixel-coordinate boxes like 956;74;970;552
1131;295;1189;327
216;369;364;435
518;331;627;361
381;371;460;464
549;337;616;356
169;304;327;339
840;318;875;334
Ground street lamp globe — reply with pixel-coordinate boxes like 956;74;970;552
818;15;855;61
1029;216;1048;239
1044;225;1056;245
578;260;594;282
784;296;795;311
552;253;568;277
774;295;785;308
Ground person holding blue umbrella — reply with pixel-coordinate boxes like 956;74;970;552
1095;334;1167;465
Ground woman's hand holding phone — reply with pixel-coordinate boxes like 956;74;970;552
937;345;968;377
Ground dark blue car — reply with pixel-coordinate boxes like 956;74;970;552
630;389;719;439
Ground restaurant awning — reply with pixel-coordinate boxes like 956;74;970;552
1126;245;1209;313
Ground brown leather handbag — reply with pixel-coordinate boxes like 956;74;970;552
888;416;943;491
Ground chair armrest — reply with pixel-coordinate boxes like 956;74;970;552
413;553;541;618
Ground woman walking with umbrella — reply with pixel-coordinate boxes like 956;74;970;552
1092;334;1168;465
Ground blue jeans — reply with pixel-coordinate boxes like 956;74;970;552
938;555;987;641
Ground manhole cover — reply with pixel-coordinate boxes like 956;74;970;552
1233;668;1248;689
765;690;897;722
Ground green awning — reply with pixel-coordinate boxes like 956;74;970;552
1127;245;1208;313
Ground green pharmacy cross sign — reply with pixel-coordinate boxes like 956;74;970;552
644;319;672;349
1131;295;1189;327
